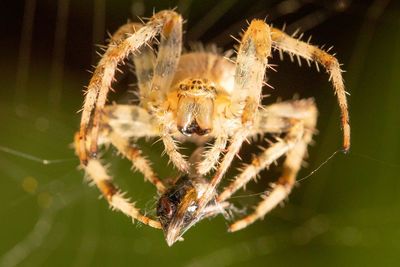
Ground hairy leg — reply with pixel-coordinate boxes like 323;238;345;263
85;159;161;228
73;134;161;228
147;12;191;172
102;104;156;139
80;104;165;192
218;99;317;201
195;20;271;216
222;100;317;231
131;26;156;105
196;135;228;175
78;10;180;165
149;12;182;104
270;27;350;151
107;130;166;193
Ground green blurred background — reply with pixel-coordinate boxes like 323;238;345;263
1;0;400;266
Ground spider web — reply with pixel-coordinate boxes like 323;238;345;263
1;0;399;266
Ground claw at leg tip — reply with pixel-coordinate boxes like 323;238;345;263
228;220;246;232
343;138;350;154
228;224;239;232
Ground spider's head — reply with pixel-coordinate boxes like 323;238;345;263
156;175;203;246
176;78;216;136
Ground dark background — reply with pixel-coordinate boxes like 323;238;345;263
1;0;399;266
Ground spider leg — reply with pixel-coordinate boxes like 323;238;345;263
102;105;156;139
131;28;156;105
86;159;161;228
109;23;157;106
78;104;166;192
149;12;182;104
78;10;180;165
147;12;191;172
109;16;188;172
217;99;317;202
228;126;306;232
202;201;231;219
216;124;300;203
270;27;350;152
107;130;166;193
195;20;271;216
102;105;166;192
73;136;161;229
220;99;317;232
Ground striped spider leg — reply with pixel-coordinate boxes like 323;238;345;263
217;99;317;231
78;10;190;172
74;105;165;228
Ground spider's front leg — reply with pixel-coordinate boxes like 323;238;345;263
78;10;183;166
132;13;189;172
141;10;190;172
195;20;271;216
270;27;350;152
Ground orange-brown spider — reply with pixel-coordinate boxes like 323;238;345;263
75;10;350;246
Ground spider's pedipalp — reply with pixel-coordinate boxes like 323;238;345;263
196;135;227;175
159;118;190;172
270;27;350;152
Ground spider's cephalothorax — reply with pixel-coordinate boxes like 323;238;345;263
75;10;350;246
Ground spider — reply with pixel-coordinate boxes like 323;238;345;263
74;10;350;246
